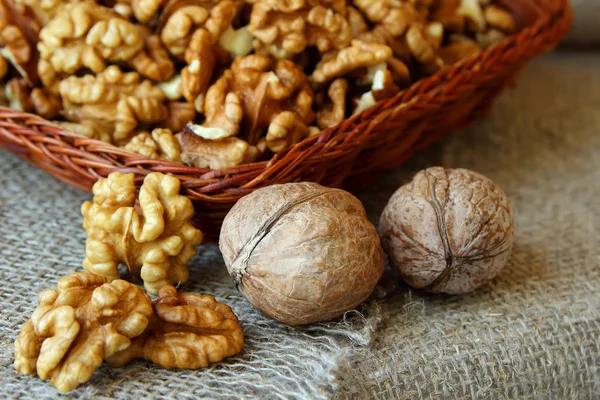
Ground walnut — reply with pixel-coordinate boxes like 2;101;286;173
405;24;443;75
316;77;347;129
181;28;217;106
353;0;422;36
172;1;237;108
248;0;351;59
196;54;314;147
106;285;244;369
160;5;210;57
475;29;506;50
58;121;112;143
129;34;175;82
14;272;153;393
5;78;34;112
82;172;203;294
426;21;444;50
38;59;59;94
431;0;465;33
347;6;369;37
311;40;393;86
164;101;197;132
12;0;73;26
158;74;183;100
31;88;61;119
123;128;182;162
115;96;169;142
38;2;142;74
0;0;41;85
352;67;399;115
379;167;514;294
178;126;250;169
219;25;254;57
265;110;309;152
59;66;168;143
132;0;164;24
438;39;481;66
108;0;135;18
219;182;384;325
37;2;164;80
59;66;143;106
458;0;486;32
483;5;516;34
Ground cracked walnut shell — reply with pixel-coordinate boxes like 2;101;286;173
379;167;514;294
14;272;153;393
219;182;384;325
81;172;203;294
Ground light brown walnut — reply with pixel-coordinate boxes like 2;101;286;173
311;40;393;86
178;126;250;169
106;285;244;369
59;66;143;106
405;24;443;75
12;0;75;26
483;5;516;34
160;4;210;57
58;66;168;144
379;167;514;294
123;128;182;162
353;0;422;36
475;29;506;50
458;0;486;32
352;67;399;115
249;0;351;59
31;88;61;119
131;0;165;24
219;182;384;325
431;0;465;33
37;2;167;80
0;0;41;85
14;272;153;393
181;28;216;107
5;78;33;112
438;39;481;66
193;54;314;149
129;34;175;82
81;172;203;294
316;77;347;129
58;121;112;143
164;101;197;132
173;2;237;109
38;2;143;75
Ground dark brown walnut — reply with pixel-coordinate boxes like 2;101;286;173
219;182;384;325
379;167;514;295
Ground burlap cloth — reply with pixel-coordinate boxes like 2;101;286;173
1;52;599;399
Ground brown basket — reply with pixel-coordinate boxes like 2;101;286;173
0;0;572;241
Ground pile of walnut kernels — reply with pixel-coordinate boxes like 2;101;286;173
0;0;516;169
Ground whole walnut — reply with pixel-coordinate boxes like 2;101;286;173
379;167;514;294
219;182;384;325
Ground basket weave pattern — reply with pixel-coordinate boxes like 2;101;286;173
0;0;572;241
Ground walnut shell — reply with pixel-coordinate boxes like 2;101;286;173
379;167;514;294
219;182;384;325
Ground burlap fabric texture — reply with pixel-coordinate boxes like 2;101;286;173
0;51;599;398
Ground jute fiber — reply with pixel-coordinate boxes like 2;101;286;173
0;51;599;398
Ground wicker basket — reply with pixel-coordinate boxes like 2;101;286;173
0;0;571;241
